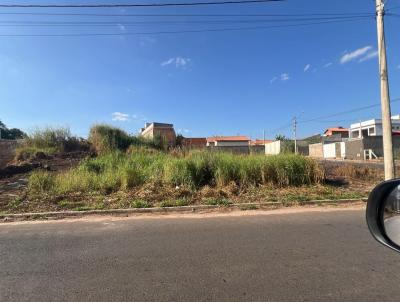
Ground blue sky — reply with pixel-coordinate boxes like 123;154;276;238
1;0;400;139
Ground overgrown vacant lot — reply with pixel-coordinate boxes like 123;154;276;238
0;125;377;214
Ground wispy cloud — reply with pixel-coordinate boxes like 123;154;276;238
303;64;311;72
178;128;190;134
323;62;333;68
112;112;130;122
280;73;290;81
359;50;378;62
270;76;278;84
340;46;372;64
161;57;191;69
117;23;126;31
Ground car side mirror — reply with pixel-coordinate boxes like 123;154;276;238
367;178;400;253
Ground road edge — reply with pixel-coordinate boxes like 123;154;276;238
0;198;367;223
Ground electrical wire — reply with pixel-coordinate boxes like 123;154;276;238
0;17;370;36
0;12;374;17
0;15;373;27
298;98;400;124
0;0;283;8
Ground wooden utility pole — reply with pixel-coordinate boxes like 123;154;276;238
293;117;297;154
376;0;395;180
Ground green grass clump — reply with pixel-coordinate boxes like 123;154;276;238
28;171;55;194
15;127;88;161
160;199;189;207
28;151;325;196
88;124;164;154
204;198;232;206
131;199;151;208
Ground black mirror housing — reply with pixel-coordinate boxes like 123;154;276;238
367;178;400;253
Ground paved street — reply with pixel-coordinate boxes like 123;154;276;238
1;208;400;302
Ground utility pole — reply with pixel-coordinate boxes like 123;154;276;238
293;117;297;154
376;0;395;180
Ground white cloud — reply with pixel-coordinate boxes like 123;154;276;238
304;64;311;72
340;46;372;64
112;112;130;122
359;50;378;62
270;76;278;84
161;57;191;69
117;23;126;31
280;73;290;81
323;62;333;68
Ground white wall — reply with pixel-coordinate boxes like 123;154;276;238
323;143;337;159
265;141;281;155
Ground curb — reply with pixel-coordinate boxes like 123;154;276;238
0;198;367;223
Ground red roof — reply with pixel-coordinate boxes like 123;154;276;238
207;136;250;143
324;127;349;134
251;139;273;145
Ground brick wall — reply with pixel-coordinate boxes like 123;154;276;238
0;140;22;168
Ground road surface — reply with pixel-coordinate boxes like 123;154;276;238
1;208;400;302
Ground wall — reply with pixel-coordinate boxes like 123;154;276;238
0;140;22;168
323;143;337;159
215;141;249;147
207;145;250;154
265;141;281;155
308;143;323;158
250;145;265;154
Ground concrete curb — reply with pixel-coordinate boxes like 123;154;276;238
0;198;367;223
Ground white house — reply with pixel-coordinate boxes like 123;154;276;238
349;115;400;138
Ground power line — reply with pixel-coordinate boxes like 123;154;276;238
298;97;400;124
0;17;370;36
0;0;282;8
0;12;374;17
0;15;373;27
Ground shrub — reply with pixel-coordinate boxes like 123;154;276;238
28;171;55;194
88;124;132;154
15;127;88;161
28;151;325;196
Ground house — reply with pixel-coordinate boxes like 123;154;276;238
349;115;400;138
207;136;251;154
181;137;207;149
323;127;349;138
139;122;176;146
206;136;250;147
251;139;273;146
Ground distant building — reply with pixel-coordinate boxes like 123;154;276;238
206;136;250;147
251;139;273;146
349;115;400;138
323;127;349;138
139;122;176;146
181;137;207;149
207;136;251;154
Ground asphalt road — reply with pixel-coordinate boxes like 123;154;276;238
1;208;400;302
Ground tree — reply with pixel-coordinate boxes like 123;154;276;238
0;120;26;140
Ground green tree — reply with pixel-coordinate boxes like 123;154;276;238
0;120;26;140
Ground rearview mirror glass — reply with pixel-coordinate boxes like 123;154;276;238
384;185;400;246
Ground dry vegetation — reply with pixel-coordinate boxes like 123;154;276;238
0;125;378;214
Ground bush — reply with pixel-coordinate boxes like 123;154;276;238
15;127;88;161
28;171;55;194
88;124;164;154
88;124;132;154
28;151;325;196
